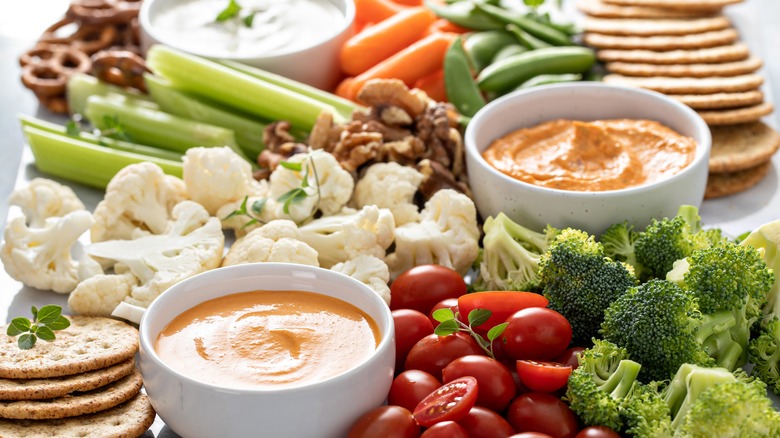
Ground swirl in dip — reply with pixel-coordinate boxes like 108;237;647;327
481;119;697;192
155;290;379;389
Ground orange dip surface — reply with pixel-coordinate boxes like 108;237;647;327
481;119;697;191
155;290;380;389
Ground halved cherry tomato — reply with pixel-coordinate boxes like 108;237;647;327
413;376;478;427
348;405;421;438
516;360;572;393
388;370;442;412
506;393;579;438
555;347;586;371
457;406;515;438
442;355;516;412
390;265;468;314
420;421;469;438
405;332;484;379
510;434;554;438
458;291;549;332
393;309;435;371
502;308;572;361
428;298;460;328
575;426;621;438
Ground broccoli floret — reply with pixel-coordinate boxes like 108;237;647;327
748;318;780;395
539;228;637;344
663;364;739;431
599;221;644;278
474;213;558;291
621;381;673;438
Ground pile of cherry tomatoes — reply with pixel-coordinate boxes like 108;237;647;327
348;265;620;438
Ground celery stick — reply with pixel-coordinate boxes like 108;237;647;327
144;74;266;160
18;115;183;162
146;45;341;131
23;126;183;189
67;73;157;116
217;59;360;121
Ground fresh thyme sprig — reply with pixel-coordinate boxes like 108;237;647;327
65;114;134;144
432;308;508;359
6;305;70;350
215;0;261;28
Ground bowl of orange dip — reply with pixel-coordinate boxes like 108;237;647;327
138;263;394;438
464;83;711;235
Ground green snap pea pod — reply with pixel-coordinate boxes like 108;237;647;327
530;12;581;36
506;24;552;50
425;0;504;31
477;46;596;93
516;73;583;90
491;44;528;63
464;30;517;72
474;3;572;46
444;36;486;118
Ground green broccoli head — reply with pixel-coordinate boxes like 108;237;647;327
663;364;738;431
749;318;780;395
622;381;673;438
739;218;780;322
599;221;644;278
540;228;637;344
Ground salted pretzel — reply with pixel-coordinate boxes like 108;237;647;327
91;49;149;92
66;0;142;25
39;18;117;55
20;44;92;98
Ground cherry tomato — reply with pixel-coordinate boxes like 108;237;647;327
458;291;549;332
420;421;469;438
348;405;421;438
388;370;442;412
457;406;515;438
428;298;460;327
393;309;435;371
575;426;621;438
413;376;478;427
405;332;484;379
442;355;516;412
391;265;468;314
516;361;572;393
555;347;586;371
506;393;579;438
510;434;554;438
501;308;572;361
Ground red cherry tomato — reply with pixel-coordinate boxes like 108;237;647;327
442;355;516;412
413;376;478;427
428;298;460;327
458;291;549;332
457;406;516;438
420;421;469;438
501;308;572;361
390;265;468;314
575;426;621;438
510;434;554;438
388;370;442;412
506;393;579;438
405;332;484;380
516;361;572;393
555;347;586;371
393;309;435;371
348;405;421;438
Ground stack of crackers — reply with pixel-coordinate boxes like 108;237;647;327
578;0;780;198
0;316;155;437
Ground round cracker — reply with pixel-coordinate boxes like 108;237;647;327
709;122;780;173
603;73;763;94
602;0;741;10
0;316;138;379
584;16;730;36
698;102;775;126
672;91;764;110
606;57;762;77
0;359;135;401
584;28;738;50
705;161;771;199
597;43;750;64
0;393;155;438
0;371;142;420
577;0;717;18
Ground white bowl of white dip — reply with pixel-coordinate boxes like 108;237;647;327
139;0;354;90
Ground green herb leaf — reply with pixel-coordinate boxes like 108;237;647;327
48;316;71;331
65;120;81;137
216;0;242;22
18;333;36;350
30;306;38;320
35;326;56;342
278;188;308;215
243;11;256;27
432;308;456;323
487;322;508;342
279;160;303;172
6;325;23;337
240;218;259;229
434;319;460;336
9;317;31;334
251;198;267;215
468;309;492;328
37;305;62;325
524;0;545;7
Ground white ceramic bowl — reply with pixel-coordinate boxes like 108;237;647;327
138;263;394;438
464;83;711;235
139;0;355;90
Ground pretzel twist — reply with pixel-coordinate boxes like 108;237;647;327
20;44;92;98
92;49;149;92
39;18;117;55
66;0;141;25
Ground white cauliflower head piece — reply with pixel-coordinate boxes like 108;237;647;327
9;178;85;227
385;189;479;278
68;271;138;317
222;219;319;267
183;146;264;215
331;255;391;305
91;162;187;242
1;210;94;293
352;162;424;226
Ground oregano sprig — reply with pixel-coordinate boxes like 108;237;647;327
432;308;508;359
6;305;70;350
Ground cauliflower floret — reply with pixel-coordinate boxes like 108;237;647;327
331;255;391;304
215;183;275;238
385;189;479;278
352;162;424;226
68;271;138;317
85;200;224;308
1;210;94;293
183;146;265;215
9;178;85;227
222;219;319;267
91;162;187;242
298;205;395;268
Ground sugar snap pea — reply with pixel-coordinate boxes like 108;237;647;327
425;0;504;31
491;44;528;63
506;23;552;50
516;73;583;90
474;3;572;46
477;46;595;93
464;30;517;72
444;36;486;118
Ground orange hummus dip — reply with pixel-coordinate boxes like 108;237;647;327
482;119;697;191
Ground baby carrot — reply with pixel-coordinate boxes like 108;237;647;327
354;0;405;27
341;7;436;76
426;18;470;35
391;0;423;5
414;70;447;102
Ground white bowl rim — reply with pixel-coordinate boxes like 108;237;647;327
464;82;712;199
138;262;394;394
139;0;356;59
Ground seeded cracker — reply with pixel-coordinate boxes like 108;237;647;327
577;0;717;18
584;28;738;50
697;102;775;125
705;161;771;199
606;57;762;77
709;122;780;173
603;0;742;10
672;91;764;110
584;17;730;36
0;316;138;379
0;393;155;438
597;43;749;64
603;73;763;94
